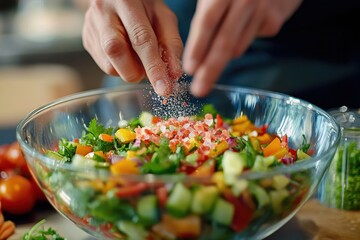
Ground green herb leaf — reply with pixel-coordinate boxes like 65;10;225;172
22;219;66;240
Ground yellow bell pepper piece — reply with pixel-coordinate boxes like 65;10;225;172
126;150;137;159
110;159;140;174
208;140;229;158
115;128;136;143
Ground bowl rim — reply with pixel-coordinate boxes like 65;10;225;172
16;83;341;180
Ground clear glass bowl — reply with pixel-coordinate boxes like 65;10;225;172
16;83;340;240
318;106;360;210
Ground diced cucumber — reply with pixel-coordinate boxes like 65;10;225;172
269;189;290;214
211;198;234;226
249;184;270;208
139;111;154;127
46;150;65;161
272;174;290;190
222;150;245;185
191;186;219;214
297;149;310;160
136;195;159;225
185;153;198;165
71;154;96;168
252;155;276;171
117;221;148;240
166;183;192;217
231;179;248;197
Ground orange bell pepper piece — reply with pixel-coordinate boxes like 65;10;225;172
99;133;114;142
75;144;93;156
263;137;282;157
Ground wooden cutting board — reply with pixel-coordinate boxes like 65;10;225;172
296;199;360;240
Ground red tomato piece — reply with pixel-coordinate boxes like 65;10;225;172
116;182;148;198
156;186;168;208
216;114;223;128
223;190;254;232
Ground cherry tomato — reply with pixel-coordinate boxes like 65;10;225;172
0;175;36;215
5;142;30;176
30;176;47;202
0;144;12;170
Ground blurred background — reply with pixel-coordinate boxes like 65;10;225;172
0;0;104;144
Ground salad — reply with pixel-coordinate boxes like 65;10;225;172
39;104;312;239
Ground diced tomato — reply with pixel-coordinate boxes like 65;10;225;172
116;182;148;198
222;190;254;232
216;114;223;128
152;116;162;124
281;134;288;148
156;186;168;208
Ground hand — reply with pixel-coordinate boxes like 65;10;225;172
82;0;183;96
183;0;303;97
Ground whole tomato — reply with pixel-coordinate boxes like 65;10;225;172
0;175;36;215
0;144;12;170
5;142;30;176
30;176;47;202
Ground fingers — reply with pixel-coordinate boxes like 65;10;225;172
183;0;230;75
189;0;257;97
82;0;145;81
233;0;265;57
152;2;184;80
99;14;146;82
114;0;173;96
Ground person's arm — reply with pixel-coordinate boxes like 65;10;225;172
183;0;303;97
82;0;183;96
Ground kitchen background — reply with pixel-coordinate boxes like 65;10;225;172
0;0;104;145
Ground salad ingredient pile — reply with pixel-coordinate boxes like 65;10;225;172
39;104;313;239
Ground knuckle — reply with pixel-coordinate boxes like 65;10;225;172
130;24;154;48
122;71;144;83
102;37;123;57
145;62;163;77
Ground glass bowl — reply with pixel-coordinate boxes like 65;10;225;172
16;83;340;240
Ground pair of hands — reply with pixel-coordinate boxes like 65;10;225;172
82;0;302;97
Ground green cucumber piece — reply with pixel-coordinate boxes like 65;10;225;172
252;155;276;171
191;186;219;214
269;189;290;214
166;183;192;217
139;111;154;127
249;184;270;208
231;179;248;197
211;198;234;226
45;150;65;161
117;221;148;240
136;195;159;225
222;150;245;185
272;174;290;190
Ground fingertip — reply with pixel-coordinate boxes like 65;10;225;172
190;78;210;98
183;58;198;75
154;79;174;96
